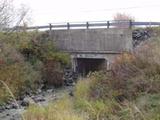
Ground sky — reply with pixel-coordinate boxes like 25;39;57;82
14;0;160;26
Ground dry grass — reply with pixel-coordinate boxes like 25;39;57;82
72;38;160;120
0;39;40;104
24;96;86;120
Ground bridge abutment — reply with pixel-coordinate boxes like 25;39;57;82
52;28;133;75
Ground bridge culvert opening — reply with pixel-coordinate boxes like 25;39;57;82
76;58;106;76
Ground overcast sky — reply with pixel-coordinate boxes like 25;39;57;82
14;0;160;25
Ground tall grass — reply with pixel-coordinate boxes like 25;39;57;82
72;38;160;120
23;31;160;120
0;31;70;103
0;80;25;120
0;42;40;103
24;96;86;120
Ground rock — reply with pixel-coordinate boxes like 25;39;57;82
21;101;29;107
0;106;5;113
64;68;78;86
10;117;16;120
19;95;25;101
5;105;11;109
132;29;150;47
36;89;42;94
69;91;74;97
25;89;32;96
47;89;54;93
21;97;35;107
11;103;18;109
32;96;45;103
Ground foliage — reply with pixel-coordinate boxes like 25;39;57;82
17;31;70;65
72;37;160;120
0;42;40;103
0;31;70;89
43;60;64;87
0;31;70;103
24;31;160;120
74;75;119;120
113;12;135;21
24;96;85;120
135;94;160;120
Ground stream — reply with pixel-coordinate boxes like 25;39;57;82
0;86;73;120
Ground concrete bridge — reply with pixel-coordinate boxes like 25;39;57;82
51;28;132;75
15;20;160;75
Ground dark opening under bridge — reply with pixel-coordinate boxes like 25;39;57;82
14;20;160;75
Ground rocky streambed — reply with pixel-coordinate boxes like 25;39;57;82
0;86;74;120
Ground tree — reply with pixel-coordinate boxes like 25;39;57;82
0;0;31;31
113;13;135;28
0;0;14;30
114;13;135;21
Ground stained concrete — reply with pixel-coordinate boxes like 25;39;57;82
51;28;133;73
52;28;132;53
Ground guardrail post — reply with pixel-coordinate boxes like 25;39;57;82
86;22;89;29
67;22;70;30
49;23;52;39
129;20;132;29
107;21;110;28
49;23;52;31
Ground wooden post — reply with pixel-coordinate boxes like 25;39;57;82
86;22;89;29
107;21;110;28
67;22;70;30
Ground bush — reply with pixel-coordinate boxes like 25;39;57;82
73;38;160;120
17;32;70;87
135;94;160;120
85;38;160;101
0;42;40;103
74;75;120;120
43;60;64;87
0;31;70;88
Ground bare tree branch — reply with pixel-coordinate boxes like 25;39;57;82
0;0;31;32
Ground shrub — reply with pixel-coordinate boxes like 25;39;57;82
74;76;120;120
17;32;70;87
0;42;40;103
1;31;70;87
87;51;160;101
43;60;64;87
135;94;160;120
73;37;160;120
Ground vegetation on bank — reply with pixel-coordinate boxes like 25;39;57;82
0;31;70;104
24;32;160;120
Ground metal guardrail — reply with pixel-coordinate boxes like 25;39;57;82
6;20;160;31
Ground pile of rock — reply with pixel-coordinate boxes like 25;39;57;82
64;68;78;86
0;102;18;111
0;87;58;120
132;29;150;47
0;88;55;114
